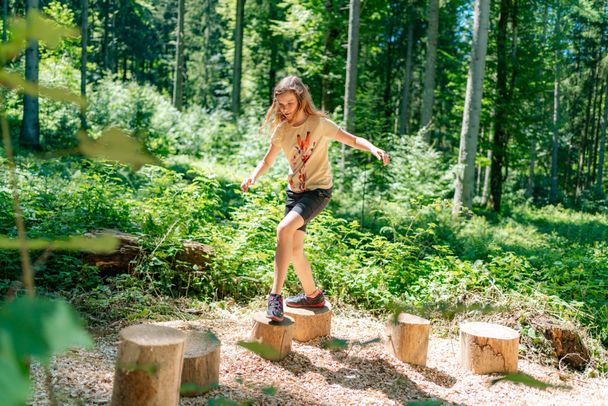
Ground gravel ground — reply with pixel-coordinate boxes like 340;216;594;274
30;303;608;405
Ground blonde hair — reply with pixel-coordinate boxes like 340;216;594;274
259;75;326;134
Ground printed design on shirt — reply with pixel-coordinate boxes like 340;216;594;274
289;130;316;191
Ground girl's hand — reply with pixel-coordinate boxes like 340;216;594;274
372;148;390;166
241;177;255;192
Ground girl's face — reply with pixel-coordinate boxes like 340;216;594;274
276;92;300;121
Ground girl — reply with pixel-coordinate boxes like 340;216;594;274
241;76;389;322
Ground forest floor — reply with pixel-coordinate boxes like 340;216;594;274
30;300;608;406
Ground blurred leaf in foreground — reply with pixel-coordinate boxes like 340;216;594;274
0;70;85;107
490;372;571;390
0;234;119;253
78;128;161;169
237;340;280;360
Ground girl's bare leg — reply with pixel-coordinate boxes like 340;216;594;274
291;230;317;296
271;211;305;295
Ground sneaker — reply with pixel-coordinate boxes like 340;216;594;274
266;293;284;322
285;290;326;308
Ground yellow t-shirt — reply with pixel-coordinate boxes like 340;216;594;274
271;115;341;192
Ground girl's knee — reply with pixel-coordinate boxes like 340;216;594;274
277;222;296;239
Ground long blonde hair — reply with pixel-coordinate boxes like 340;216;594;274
259;76;326;134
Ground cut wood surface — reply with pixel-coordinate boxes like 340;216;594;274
460;321;519;374
111;324;185;406
83;229;213;274
385;313;430;366
250;312;294;361
284;301;332;342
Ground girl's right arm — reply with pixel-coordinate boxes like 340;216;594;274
241;143;282;192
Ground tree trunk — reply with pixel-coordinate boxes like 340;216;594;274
102;0;109;71
321;0;338;112
386;313;430;367
249;312;294;361
383;6;395;119
268;1;278;104
399;19;415;137
2;0;8;43
420;0;439;142
459;322;519;374
284;304;332;342
173;0;185;110
80;0;88;129
231;0;245;118
344;0;361;132
21;0;40;150
591;79;605;182
452;0;490;215
481;135;492;206
550;8;561;204
597;75;608;191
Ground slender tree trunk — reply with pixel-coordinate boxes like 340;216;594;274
2;0;7;43
420;0;439;142
588;70;602;186
452;0;490;214
321;0;338;112
481;148;491;205
80;0;88;129
550;8;561;204
21;0;40;149
489;0;510;211
173;0;185;110
592;79;605;181
383;7;395;119
268;1;278;104
102;0;109;71
399;19;414;136
232;0;245;117
344;0;361;132
597;75;608;191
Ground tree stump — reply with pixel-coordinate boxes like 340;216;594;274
459;321;519;374
531;317;589;370
250;312;294;361
111;324;186;406
385;313;430;366
153;321;221;396
284;301;332;342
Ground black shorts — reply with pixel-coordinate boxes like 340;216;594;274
284;188;332;232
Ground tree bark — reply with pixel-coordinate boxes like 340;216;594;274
173;0;185;110
250;312;294;361
399;19;415;136
231;0;245;118
386;313;430;367
453;0;490;214
80;0;88;129
2;0;8;43
284;303;332;342
550;7;561;204
21;0;40;150
344;0;361;132
597;75;608;191
420;0;439;142
459;321;519;374
321;0;338;112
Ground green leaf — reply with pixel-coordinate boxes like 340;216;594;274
490;373;569;390
354;337;381;347
405;400;443;406
0;332;31;406
179;382;219;394
261;386;277;395
0;234;120;253
0;297;93;366
118;362;159;376
237;340;280;359
321;338;349;350
0;70;85;107
78;128;161;169
207;396;240;406
26;10;79;49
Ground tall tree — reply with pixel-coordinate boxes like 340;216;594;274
597;70;608;191
550;6;562;204
420;0;439;142
399;11;415;137
452;0;490;214
173;0;185;110
21;0;40;149
80;0;88;129
344;0;361;132
2;0;7;43
231;0;245;117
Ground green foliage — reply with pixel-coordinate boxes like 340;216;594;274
490;372;571;390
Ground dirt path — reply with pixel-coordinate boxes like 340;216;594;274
31;303;608;405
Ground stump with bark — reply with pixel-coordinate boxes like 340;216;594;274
284;301;332;342
385;313;430;366
250;312;294;361
111;324;186;406
531;317;589;370
459;321;519;374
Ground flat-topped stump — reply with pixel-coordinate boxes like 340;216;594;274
250;312;294;361
460;321;520;374
111;324;186;406
284;301;332;342
385;313;431;366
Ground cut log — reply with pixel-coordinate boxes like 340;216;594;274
532;317;589;370
459;321;519;374
284;301;332;342
82;229;213;274
111;324;186;406
153;321;221;396
385;313;430;366
250;312;294;361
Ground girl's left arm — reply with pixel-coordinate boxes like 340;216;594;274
333;128;390;166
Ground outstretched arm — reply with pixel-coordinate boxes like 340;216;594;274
333;128;390;166
241;143;282;192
